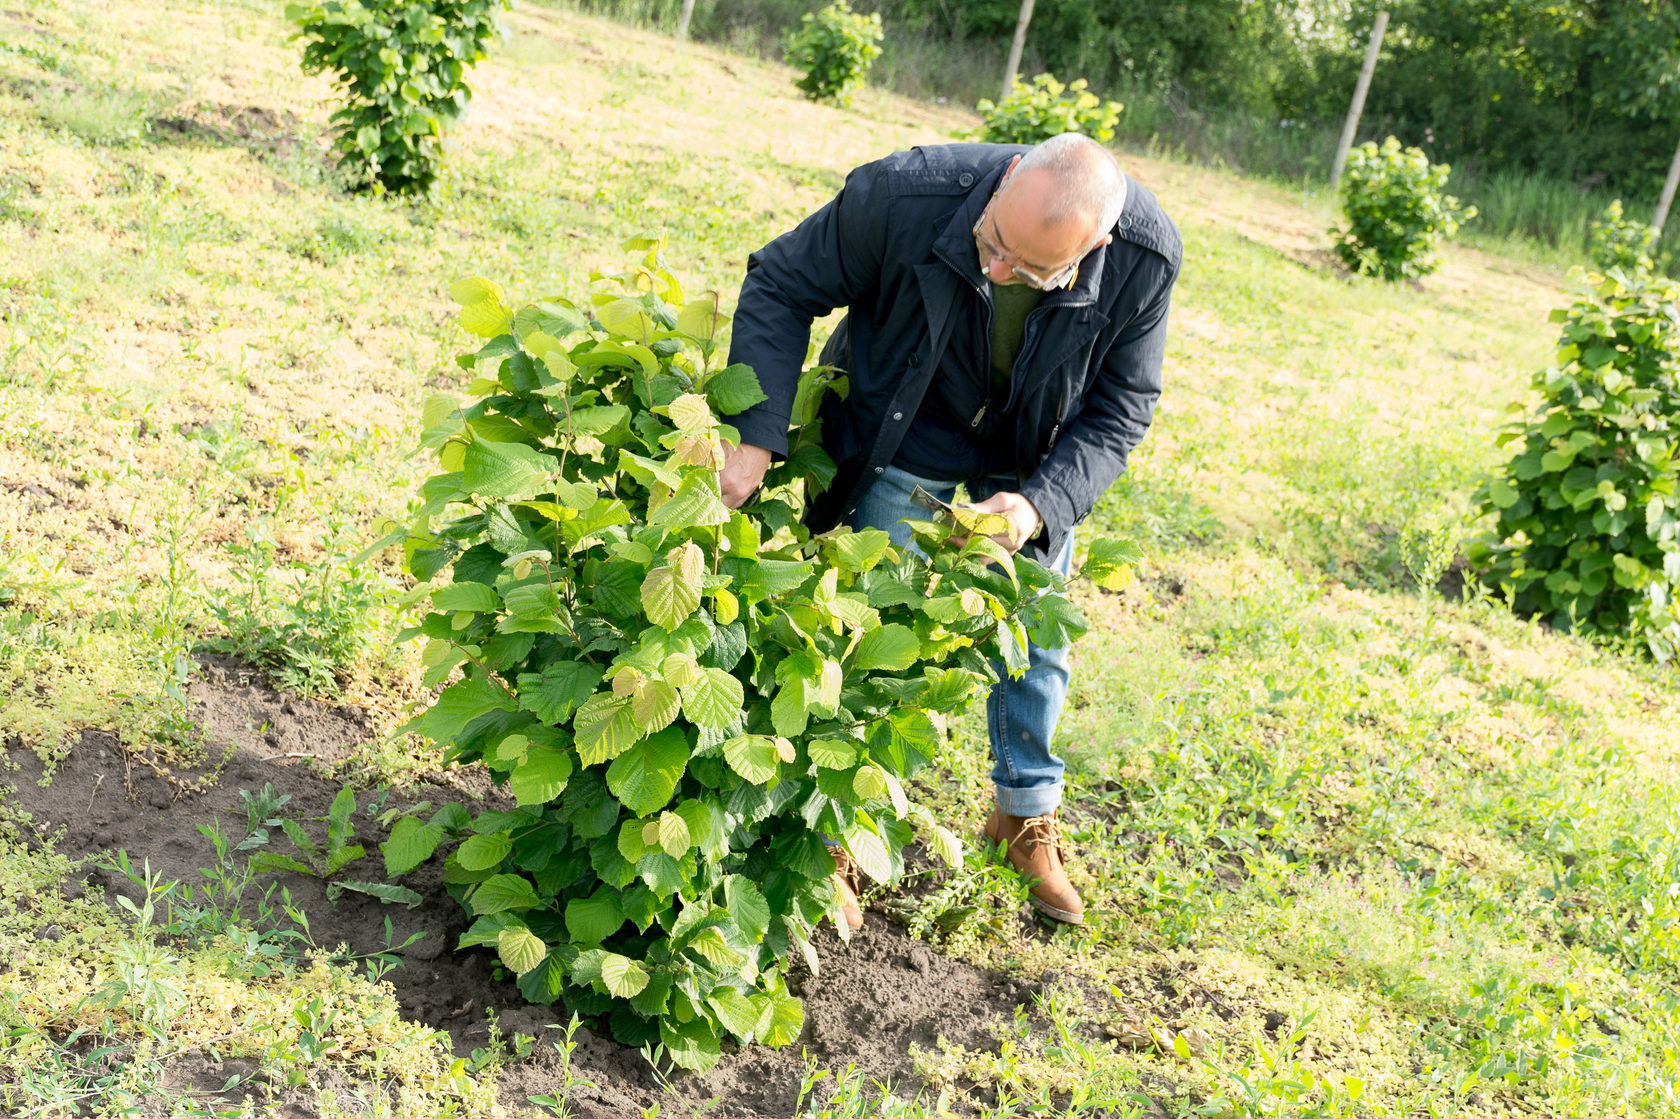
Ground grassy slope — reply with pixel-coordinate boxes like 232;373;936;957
1;0;1676;1116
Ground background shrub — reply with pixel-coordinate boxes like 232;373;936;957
785;0;883;107
382;242;1125;1066
1471;270;1680;661
286;0;509;195
1330;136;1475;281
1588;199;1657;277
973;73;1122;145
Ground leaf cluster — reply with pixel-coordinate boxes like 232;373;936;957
1330;136;1475;282
972;73;1122;146
1471;270;1680;661
1588;199;1657;279
784;0;884;108
383;238;1093;1068
285;0;509;196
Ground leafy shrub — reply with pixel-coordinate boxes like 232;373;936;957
285;0;509;195
1470;270;1680;661
382;240;1127;1067
1588;199;1656;277
973;73;1122;145
785;0;883;107
1330;136;1475;281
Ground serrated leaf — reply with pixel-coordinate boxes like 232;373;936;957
1024;594;1087;649
383;816;445;876
713;588;739;624
471;873;539;915
404;675;517;744
929;824;964;868
687;927;745;968
724;875;770;941
600;953;650;998
517;661;603;725
451;277;513;338
853;765;889;802
456;833;512;872
649;472;731;529
853;623;921;672
659;1016;723;1071
651;811;691;857
510;746;573;805
722;734;779;784
605;728;689;815
1081;536;1142;590
843;825;891;883
808;738;856;769
665;392;714;431
707;987;761;1040
757;989;805;1048
327;880;424;907
574;693;642;766
833;528;892;574
682;667;744;728
642;542;704;631
433;582;500;612
565;891;625;944
631;678;681;733
462;438;551;498
705;363;769;415
677;294;725;343
497;927;548;975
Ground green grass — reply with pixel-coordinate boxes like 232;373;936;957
1;0;1677;1115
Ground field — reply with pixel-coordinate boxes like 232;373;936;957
2;1;1678;1117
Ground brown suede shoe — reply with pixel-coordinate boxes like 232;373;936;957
830;846;865;934
982;809;1085;924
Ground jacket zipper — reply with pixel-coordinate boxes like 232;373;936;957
1046;387;1067;450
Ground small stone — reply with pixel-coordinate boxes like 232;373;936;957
149;788;172;810
264;731;281;748
38;924;62;941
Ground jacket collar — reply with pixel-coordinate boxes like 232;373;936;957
930;159;1116;310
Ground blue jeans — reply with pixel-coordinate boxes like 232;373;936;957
848;465;1072;817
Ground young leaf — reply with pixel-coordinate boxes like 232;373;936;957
510;746;573;805
566;891;625;945
456;833;513;872
470;874;540;915
682;667;745;729
723;875;771;942
600;953;650;998
642;541;704;631
722;735;779;785
574;693;643;766
462;438;552;498
517;661;603;725
497;927;548;975
705;363;769;415
852;623;920;671
757;988;805;1048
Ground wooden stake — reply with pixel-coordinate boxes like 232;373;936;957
1654;133;1680;233
1330;10;1390;188
1001;0;1036;104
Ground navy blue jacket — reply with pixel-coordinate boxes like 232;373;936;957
727;142;1181;565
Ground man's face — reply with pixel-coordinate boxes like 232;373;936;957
972;164;1099;290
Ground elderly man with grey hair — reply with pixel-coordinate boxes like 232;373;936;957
720;133;1181;929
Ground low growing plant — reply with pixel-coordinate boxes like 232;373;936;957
785;0;883;108
1588;199;1656;277
1330;136;1474;281
285;0;510;195
381;239;1130;1068
1470;269;1680;661
973;74;1122;146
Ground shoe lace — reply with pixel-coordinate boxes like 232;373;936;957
1016;814;1068;861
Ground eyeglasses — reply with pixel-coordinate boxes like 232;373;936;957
972;206;1080;291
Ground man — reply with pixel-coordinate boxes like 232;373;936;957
720;133;1181;927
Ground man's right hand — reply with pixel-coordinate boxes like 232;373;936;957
719;443;772;509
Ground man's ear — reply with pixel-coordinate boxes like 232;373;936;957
1096;233;1114;248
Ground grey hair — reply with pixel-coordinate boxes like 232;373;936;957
1011;132;1127;236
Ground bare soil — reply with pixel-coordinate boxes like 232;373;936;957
4;656;1039;1117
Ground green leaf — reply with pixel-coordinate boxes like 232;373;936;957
606;728;690;815
722;734;779;784
1080;536;1141;590
652;811;691;857
724;875;770;941
843;824;891;883
327;881;424;907
574;693;642;766
682;667;744;729
705;363;769;415
565;891;625;944
707;987;761;1040
383;816;445;876
497;927;548;975
650;473;731;529
433;581;500;612
471;873;540;915
456;833;512;872
404;675;517;744
677;294;724;343
451;276;513;338
686;927;744;968
517;661;603;725
757;988;805;1047
1024;594;1087;649
853;623;920;671
600;953;650;998
510;746;573;805
833;528;892;573
642;542;704;631
659;1016;723;1071
809;738;856;769
463;438;552;498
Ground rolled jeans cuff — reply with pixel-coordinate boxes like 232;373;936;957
993;780;1064;818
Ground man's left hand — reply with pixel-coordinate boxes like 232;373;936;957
964;491;1043;553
